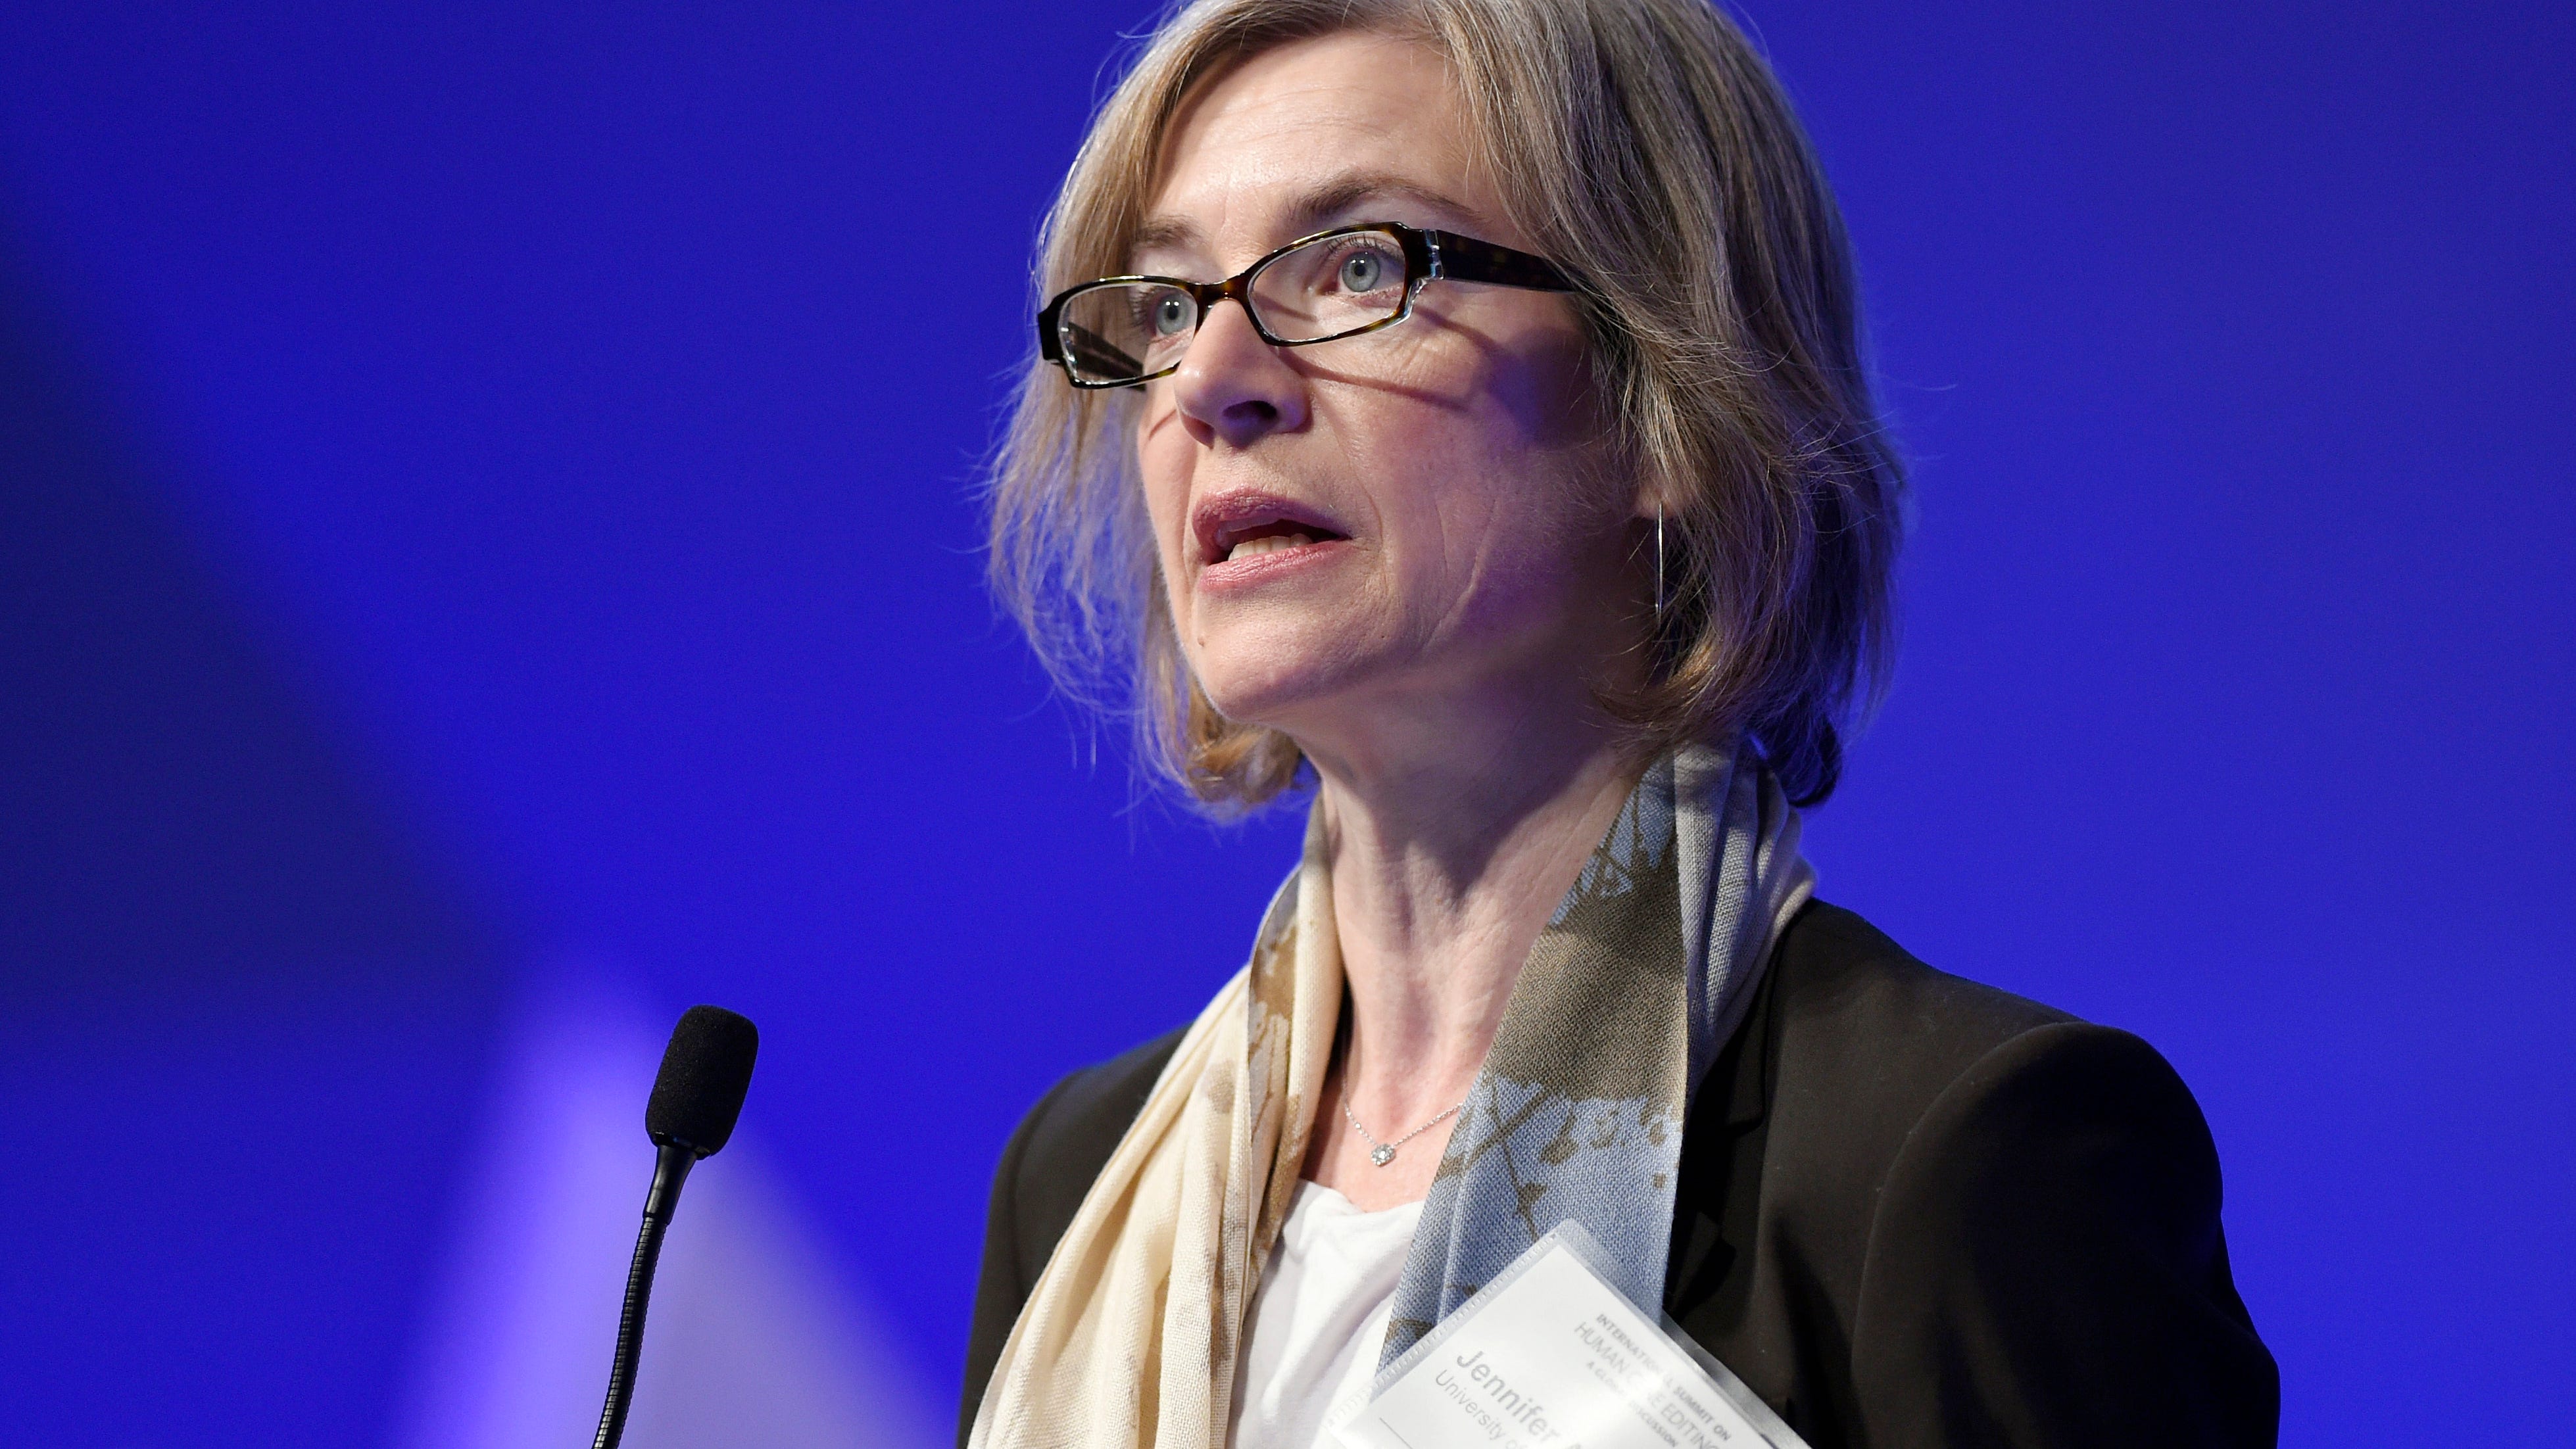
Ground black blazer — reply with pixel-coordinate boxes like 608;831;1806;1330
961;902;2279;1448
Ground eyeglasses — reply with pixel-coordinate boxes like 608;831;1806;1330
1036;222;1576;389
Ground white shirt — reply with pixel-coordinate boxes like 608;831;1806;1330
1228;1181;1424;1449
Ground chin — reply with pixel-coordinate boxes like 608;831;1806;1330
1193;659;1336;732
1187;623;1377;734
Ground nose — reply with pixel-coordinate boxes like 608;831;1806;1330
1170;298;1308;449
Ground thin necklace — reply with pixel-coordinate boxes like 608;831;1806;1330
1341;1089;1469;1168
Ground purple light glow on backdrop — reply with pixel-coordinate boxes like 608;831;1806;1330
392;968;940;1449
0;3;2567;1446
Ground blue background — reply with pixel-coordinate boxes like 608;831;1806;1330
1;1;2567;1444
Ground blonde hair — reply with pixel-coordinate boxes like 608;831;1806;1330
987;0;1903;808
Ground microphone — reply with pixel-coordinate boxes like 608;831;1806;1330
591;1005;760;1449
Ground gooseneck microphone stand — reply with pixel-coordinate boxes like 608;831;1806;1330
592;1139;700;1449
589;1005;760;1449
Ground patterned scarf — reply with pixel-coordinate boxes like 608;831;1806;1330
966;742;1812;1448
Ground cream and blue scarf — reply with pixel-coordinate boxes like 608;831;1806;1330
967;742;1812;1448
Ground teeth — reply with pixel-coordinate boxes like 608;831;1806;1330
1225;532;1313;562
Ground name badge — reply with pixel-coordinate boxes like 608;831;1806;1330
1334;1222;1807;1449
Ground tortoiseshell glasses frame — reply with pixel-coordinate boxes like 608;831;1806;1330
1036;221;1576;390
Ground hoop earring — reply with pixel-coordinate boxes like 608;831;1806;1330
1653;510;1666;622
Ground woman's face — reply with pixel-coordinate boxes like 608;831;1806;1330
1136;31;1642;768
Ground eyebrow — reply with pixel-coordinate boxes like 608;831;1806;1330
1129;171;1480;269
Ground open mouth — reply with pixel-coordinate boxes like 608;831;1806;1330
1196;492;1353;569
1212;517;1348;563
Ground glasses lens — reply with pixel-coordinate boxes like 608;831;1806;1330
1249;228;1408;343
1056;283;1196;384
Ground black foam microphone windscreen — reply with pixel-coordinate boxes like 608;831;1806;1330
645;1005;760;1156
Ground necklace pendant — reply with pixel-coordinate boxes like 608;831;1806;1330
1369;1144;1397;1166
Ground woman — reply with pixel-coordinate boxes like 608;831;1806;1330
963;1;2277;1446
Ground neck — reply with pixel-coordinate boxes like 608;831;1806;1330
1301;675;1645;1145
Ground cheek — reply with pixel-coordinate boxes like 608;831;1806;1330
1384;289;1601;438
1465;314;1604;462
1134;398;1196;575
1360;333;1614;570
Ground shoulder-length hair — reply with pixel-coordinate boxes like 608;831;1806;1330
988;0;1903;809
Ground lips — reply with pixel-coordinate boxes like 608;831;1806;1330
1192;489;1351;568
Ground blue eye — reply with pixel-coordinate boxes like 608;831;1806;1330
1150;293;1195;336
1338;250;1387;293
